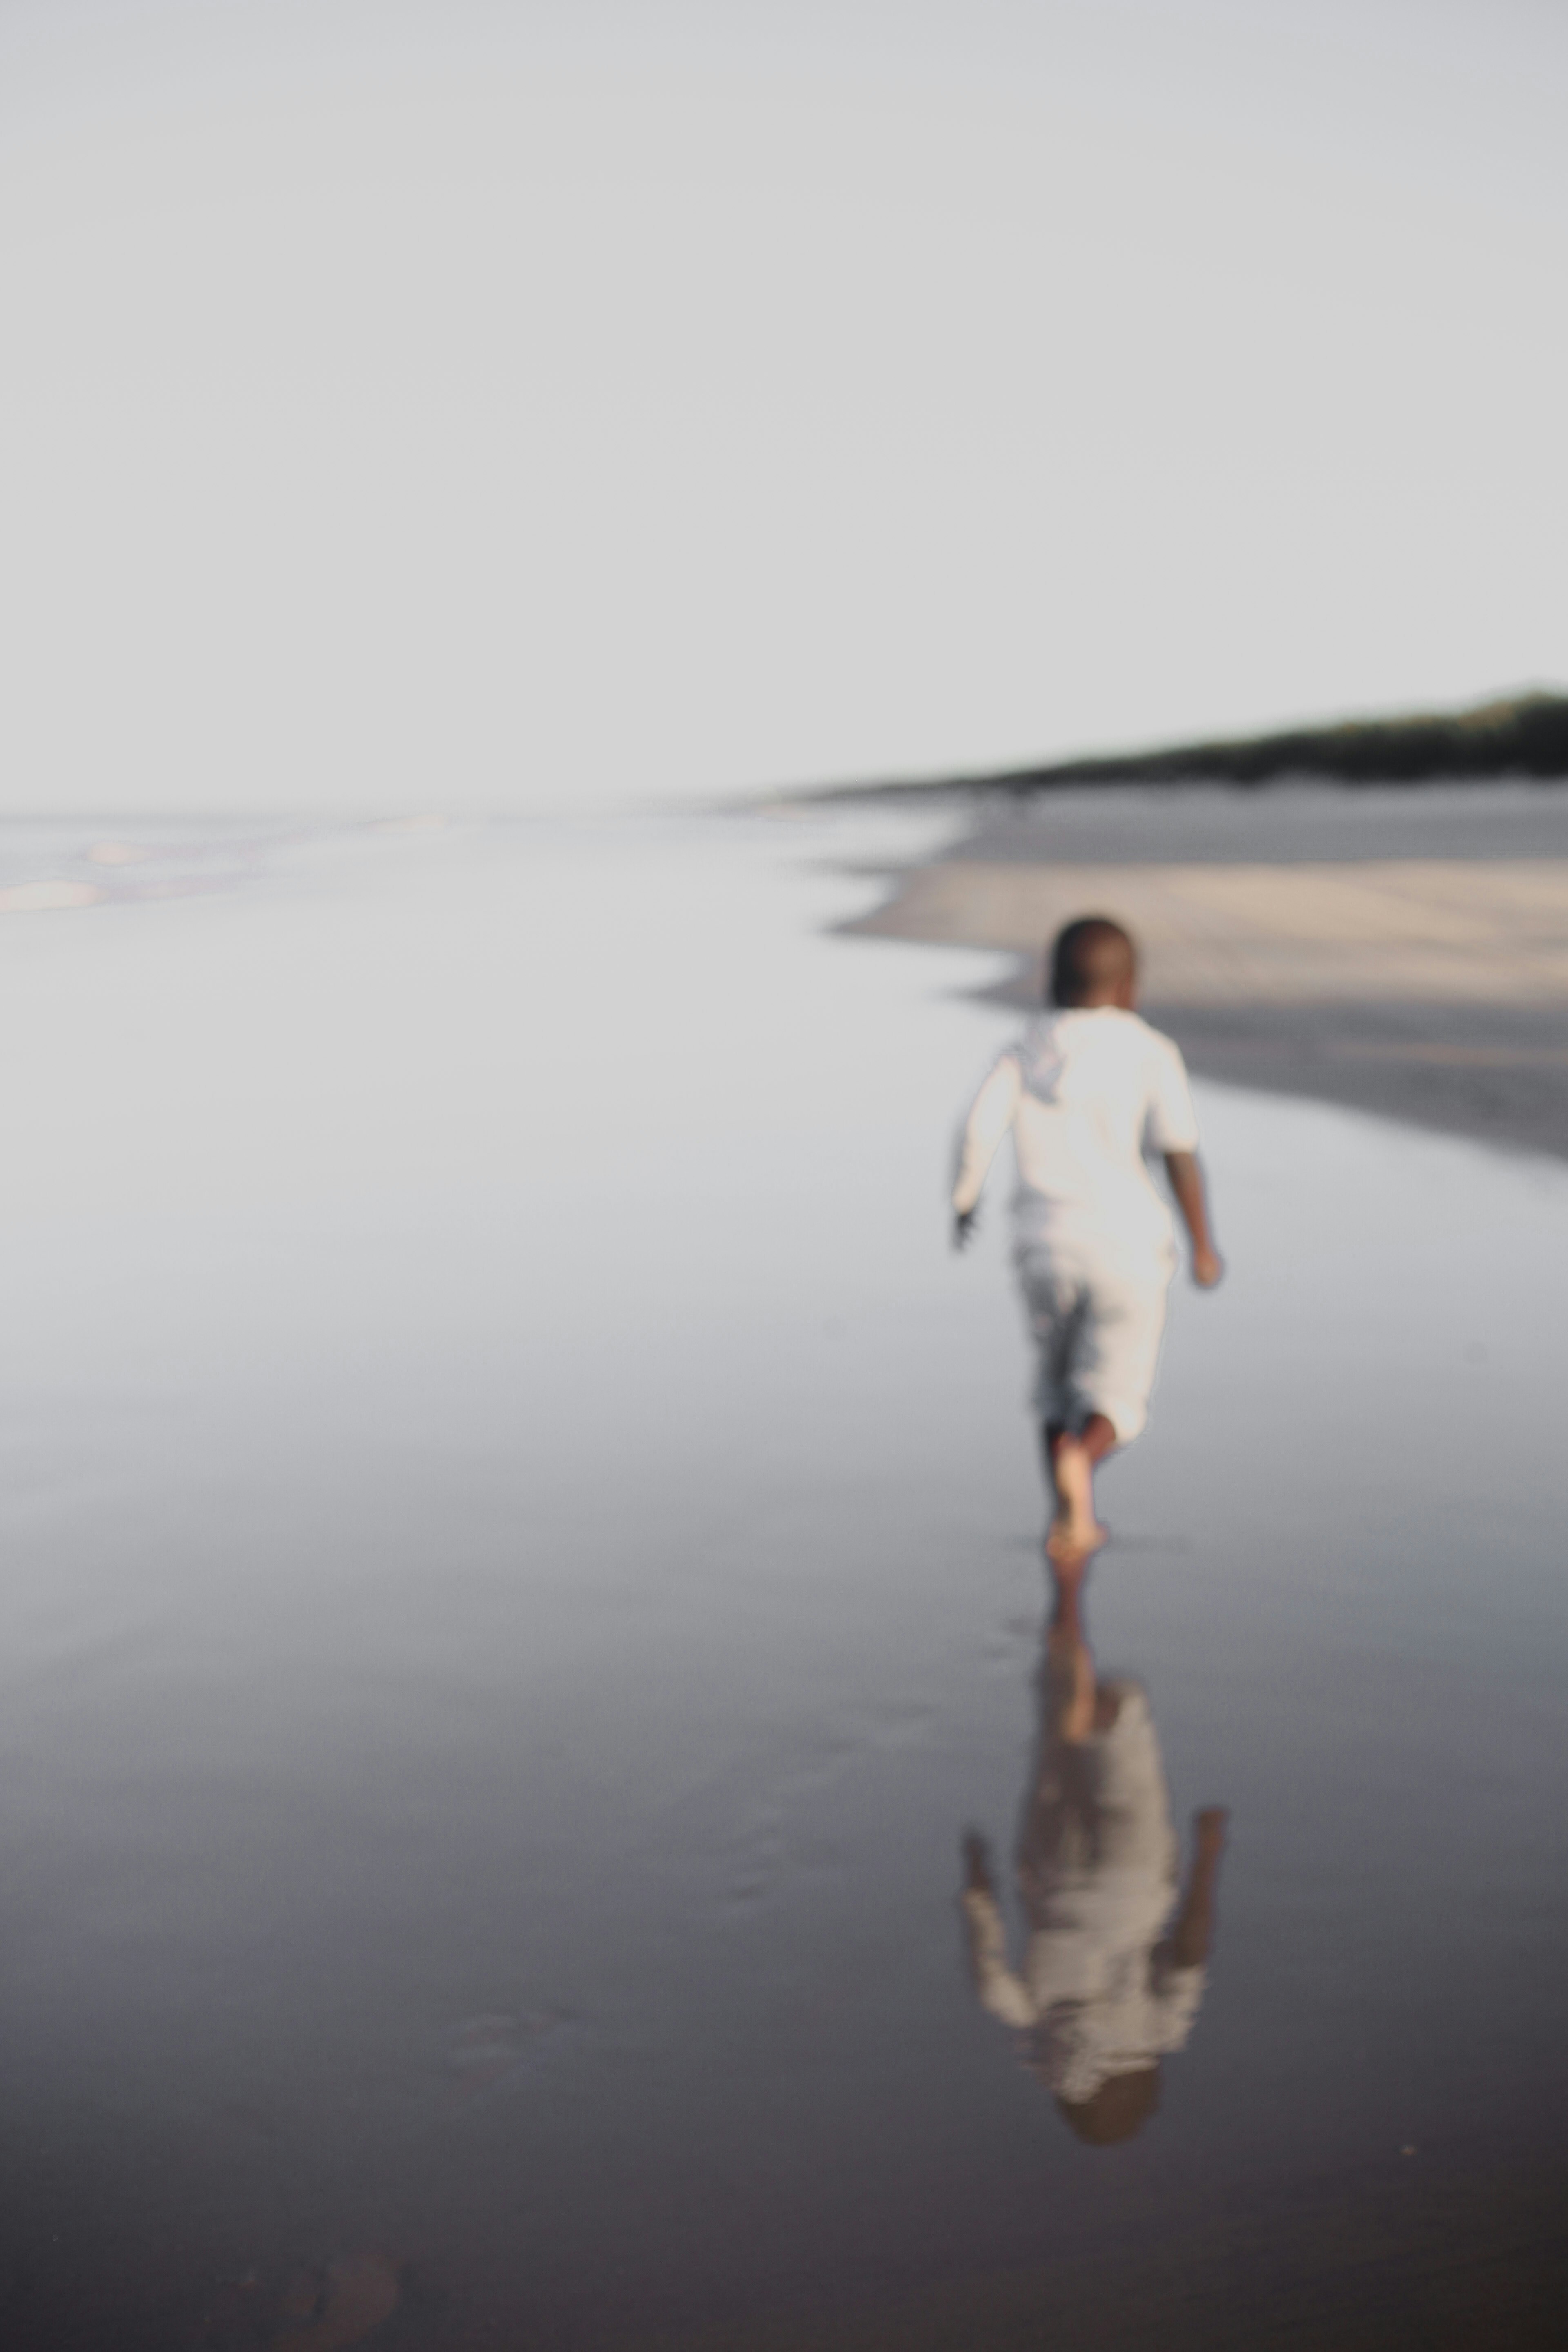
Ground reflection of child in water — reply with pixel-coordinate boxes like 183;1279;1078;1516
961;1563;1228;2145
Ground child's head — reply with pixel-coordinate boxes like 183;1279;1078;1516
1054;2064;1163;2145
1048;916;1137;1010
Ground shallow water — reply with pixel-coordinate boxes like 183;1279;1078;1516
1;811;1565;2348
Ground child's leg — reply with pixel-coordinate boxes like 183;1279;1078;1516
1021;1266;1112;1556
1021;1260;1125;1555
1020;1258;1077;1478
1045;1414;1116;1560
1045;1264;1170;1559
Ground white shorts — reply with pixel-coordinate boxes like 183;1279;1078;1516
1015;1251;1172;1444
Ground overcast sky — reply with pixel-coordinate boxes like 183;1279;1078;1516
2;0;1565;813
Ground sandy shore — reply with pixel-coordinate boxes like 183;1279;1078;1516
840;784;1568;1160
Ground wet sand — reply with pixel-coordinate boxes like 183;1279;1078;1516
1;809;1566;2347
840;784;1568;1160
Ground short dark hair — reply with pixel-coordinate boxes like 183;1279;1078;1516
1048;916;1136;1007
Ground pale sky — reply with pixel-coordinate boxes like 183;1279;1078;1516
2;0;1565;813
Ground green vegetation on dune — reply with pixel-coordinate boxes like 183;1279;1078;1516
826;690;1568;797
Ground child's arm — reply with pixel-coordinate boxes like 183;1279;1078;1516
959;1832;1035;2029
1154;1808;1229;1975
1163;1151;1223;1287
951;1054;1022;1249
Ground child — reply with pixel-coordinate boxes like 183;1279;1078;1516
952;916;1221;1559
961;1558;1229;2144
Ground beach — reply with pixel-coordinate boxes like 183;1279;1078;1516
843;782;1568;1162
1;802;1566;2348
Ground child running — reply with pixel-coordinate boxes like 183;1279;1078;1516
952;916;1221;1559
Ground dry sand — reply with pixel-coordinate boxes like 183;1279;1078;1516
839;788;1568;1158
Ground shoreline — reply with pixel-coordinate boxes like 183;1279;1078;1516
836;784;1568;1163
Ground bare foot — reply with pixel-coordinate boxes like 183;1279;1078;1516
1046;1514;1109;1563
1046;1434;1108;1561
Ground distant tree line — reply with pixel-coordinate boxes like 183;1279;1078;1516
823;690;1568;797
985;690;1568;791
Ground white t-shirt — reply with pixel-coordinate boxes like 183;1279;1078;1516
952;1007;1200;1270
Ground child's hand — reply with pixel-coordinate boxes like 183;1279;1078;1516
953;1206;980;1252
1191;1245;1223;1288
